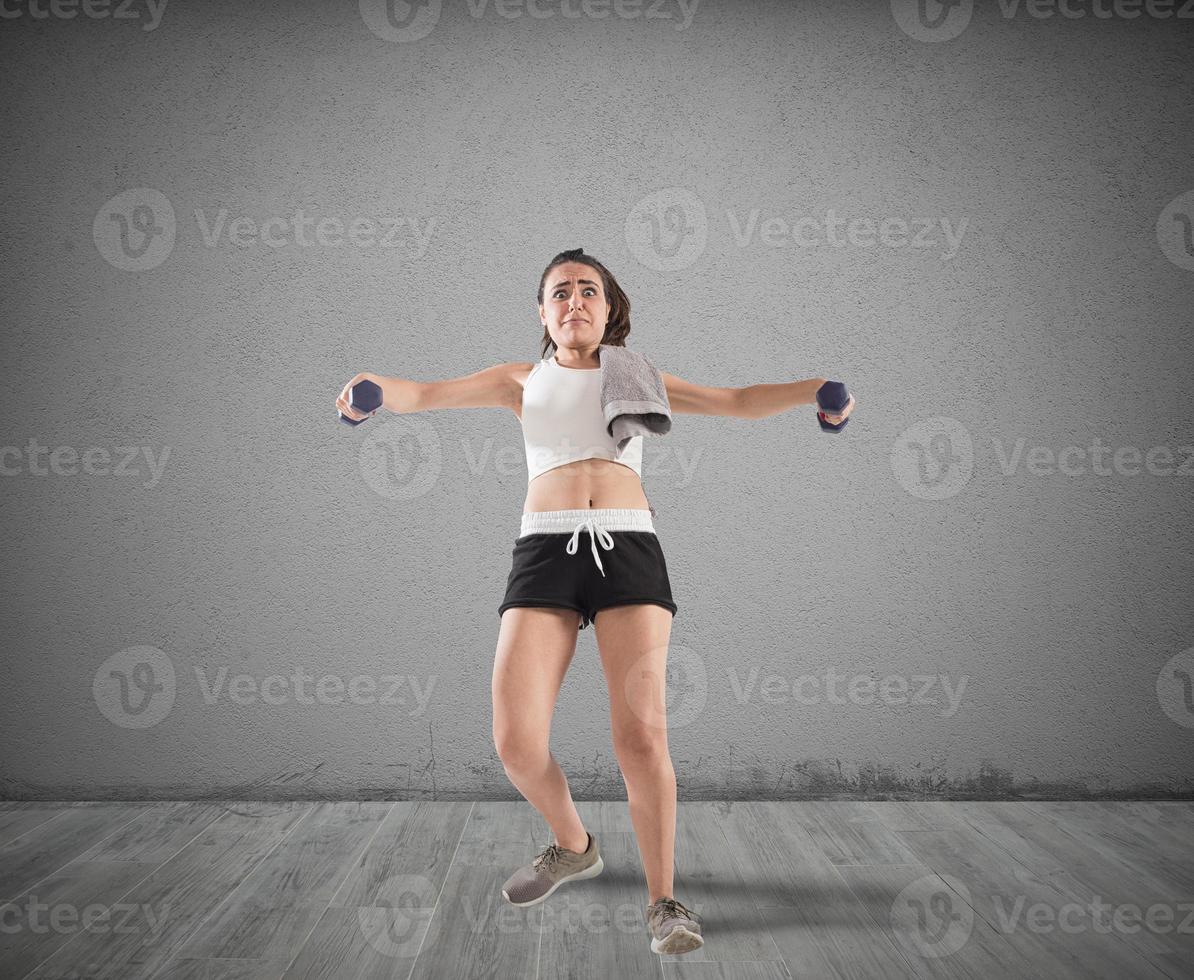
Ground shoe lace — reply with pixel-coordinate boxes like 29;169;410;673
651;896;702;926
532;842;567;874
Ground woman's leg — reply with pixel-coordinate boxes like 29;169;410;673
492;605;590;853
592;602;676;903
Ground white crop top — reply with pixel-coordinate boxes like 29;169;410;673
520;355;644;484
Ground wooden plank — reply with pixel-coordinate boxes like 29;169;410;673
76;802;227;865
329;801;470;908
895;825;1169;979
836;863;1037;979
800;802;926;866
715;802;925;978
0;804;145;901
537;831;659;978
23;802;311;980
648;802;789;965
280;905;435;980
172;803;394;964
856;802;968;834
757;902;925;979
973;803;1191;942
1158;948;1194;980
714;802;866;909
456;800;540;845
573;797;639;836
0;859;159;979
1025;802;1194;897
158;957;285;979
281;801;468;979
404;838;546;980
1130;802;1194;838
899;803;986;834
667;961;792;979
0;806;69;847
8;801;1189;979
989;802;1194;970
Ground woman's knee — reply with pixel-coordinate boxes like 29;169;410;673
612;730;671;770
493;728;551;771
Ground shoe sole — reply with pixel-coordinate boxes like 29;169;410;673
651;926;704;955
501;853;604;908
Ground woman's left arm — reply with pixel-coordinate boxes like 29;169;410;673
661;372;855;423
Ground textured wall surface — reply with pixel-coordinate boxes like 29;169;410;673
1;0;1192;801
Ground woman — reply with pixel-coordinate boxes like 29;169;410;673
335;247;855;957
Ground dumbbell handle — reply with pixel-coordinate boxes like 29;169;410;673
815;380;851;433
339;379;383;427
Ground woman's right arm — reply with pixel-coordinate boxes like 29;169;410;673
336;363;532;421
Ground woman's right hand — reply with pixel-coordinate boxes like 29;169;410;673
336;372;379;423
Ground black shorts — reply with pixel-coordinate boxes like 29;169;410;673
498;508;678;631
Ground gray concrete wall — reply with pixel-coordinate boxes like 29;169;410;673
1;0;1192;801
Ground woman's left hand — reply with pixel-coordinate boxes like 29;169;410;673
821;393;856;425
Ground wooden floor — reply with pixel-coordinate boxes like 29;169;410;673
1;801;1192;979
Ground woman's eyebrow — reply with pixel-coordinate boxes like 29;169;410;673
551;279;600;290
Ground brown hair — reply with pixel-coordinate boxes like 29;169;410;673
536;247;631;358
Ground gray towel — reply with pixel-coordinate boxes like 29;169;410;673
597;343;672;452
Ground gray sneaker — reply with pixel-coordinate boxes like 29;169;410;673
645;895;704;954
501;831;603;907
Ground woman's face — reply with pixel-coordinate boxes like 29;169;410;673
539;261;609;350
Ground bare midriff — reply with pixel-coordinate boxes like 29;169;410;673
522;459;651;514
513;362;652;515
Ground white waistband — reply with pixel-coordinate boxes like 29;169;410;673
519;507;655;537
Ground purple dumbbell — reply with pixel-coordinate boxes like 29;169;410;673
815;381;851;433
338;379;383;427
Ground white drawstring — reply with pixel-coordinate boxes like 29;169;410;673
565;515;615;577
